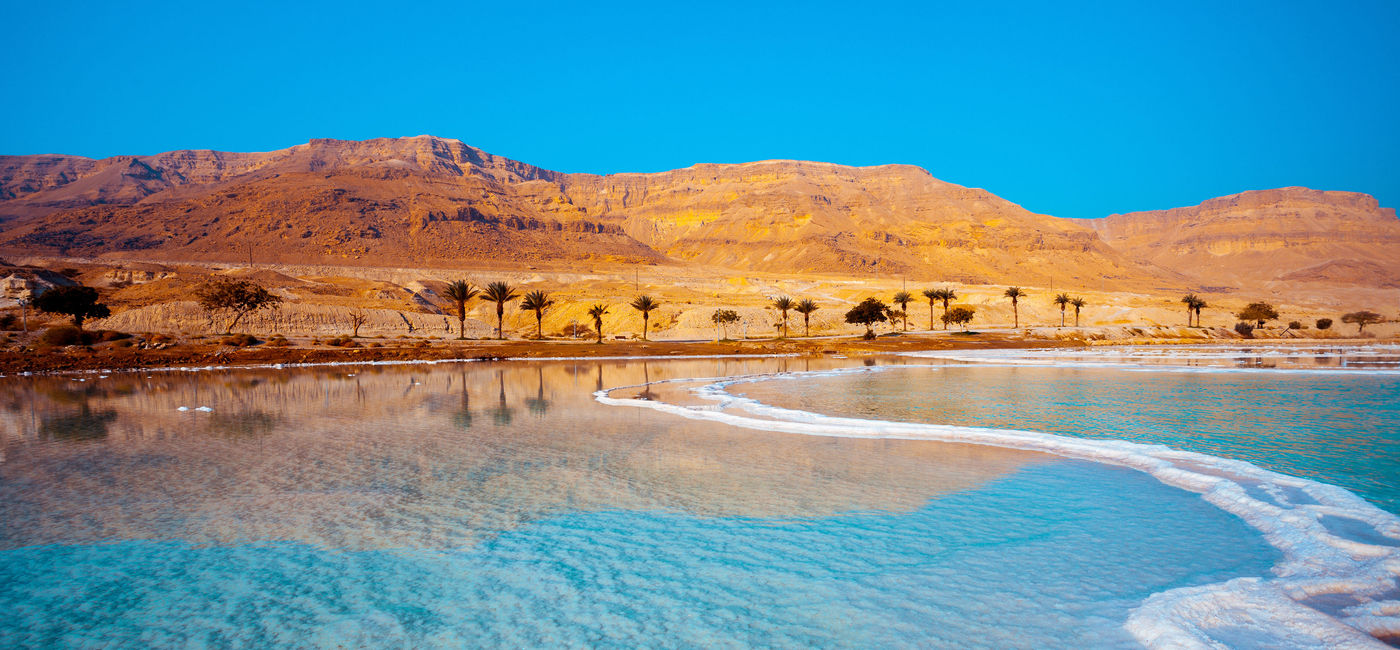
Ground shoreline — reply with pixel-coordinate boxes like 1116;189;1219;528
0;332;1079;375
4;331;1394;376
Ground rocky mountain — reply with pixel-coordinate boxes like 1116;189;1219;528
0;137;1394;291
1089;188;1400;289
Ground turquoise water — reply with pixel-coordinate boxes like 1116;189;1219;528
0;463;1273;648
735;355;1400;513
0;359;1284;648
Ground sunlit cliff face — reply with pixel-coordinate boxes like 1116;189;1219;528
0;358;1042;550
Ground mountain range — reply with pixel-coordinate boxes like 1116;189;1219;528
1;135;1396;292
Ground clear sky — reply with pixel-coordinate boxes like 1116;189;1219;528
3;1;1397;218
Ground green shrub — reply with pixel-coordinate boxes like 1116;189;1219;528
41;326;85;346
1233;322;1255;338
1316;318;1333;330
266;335;290;347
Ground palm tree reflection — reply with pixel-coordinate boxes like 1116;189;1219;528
490;369;514;426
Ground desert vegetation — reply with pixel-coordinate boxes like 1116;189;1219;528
943;306;975;331
1004;287;1024;328
794;299;819;337
442;280;479;339
482;281;519;340
630;295;659;341
771;296;793;338
711;308;740;340
34;285;110;330
1342;310;1383;334
194;278;281;334
520;290;554;339
1237;302;1279;329
845;297;889;339
892;291;912;331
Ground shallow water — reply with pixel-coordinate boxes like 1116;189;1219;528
736;359;1400;513
0;358;1281;648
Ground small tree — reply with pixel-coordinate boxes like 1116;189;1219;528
771;296;794;338
33;285;110;330
519;290;554;339
1053;293;1070;327
442;280;479;339
630;295;659;341
888;309;906;333
1234;322;1255;338
1004;287;1025;328
348;309;369;338
794;299;819;337
1070;297;1086;327
711;308;740;340
194;278;281;333
1341;310;1383;334
845;297;889;339
1236;302;1279;329
1287;320;1303;331
893;291;912;331
1316;318;1333;330
942;306;975;331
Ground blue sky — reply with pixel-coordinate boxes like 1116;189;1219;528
3;1;1397;218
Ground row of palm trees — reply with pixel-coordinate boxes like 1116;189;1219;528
444;279;669;342
442;278;1103;342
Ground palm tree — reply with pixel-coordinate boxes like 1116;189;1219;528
1053;293;1071;327
630;295;659;341
519;290;554;339
1181;293;1199;327
482;281;519;339
1004;287;1025;328
892;291;912;331
587;304;608;343
771;296;794;338
924;287;956;330
1192;297;1207;328
442;280;479;339
1070;297;1086;327
794;298;818;337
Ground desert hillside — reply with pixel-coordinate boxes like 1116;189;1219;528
0;136;1166;288
1090;187;1400;289
0;137;1395;299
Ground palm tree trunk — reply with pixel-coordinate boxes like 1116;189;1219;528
1074;308;1080;327
496;304;504;339
943;301;950;330
1012;302;1018;328
536;312;542;339
805;314;810;337
929;304;935;330
1060;307;1065;327
641;313;648;341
